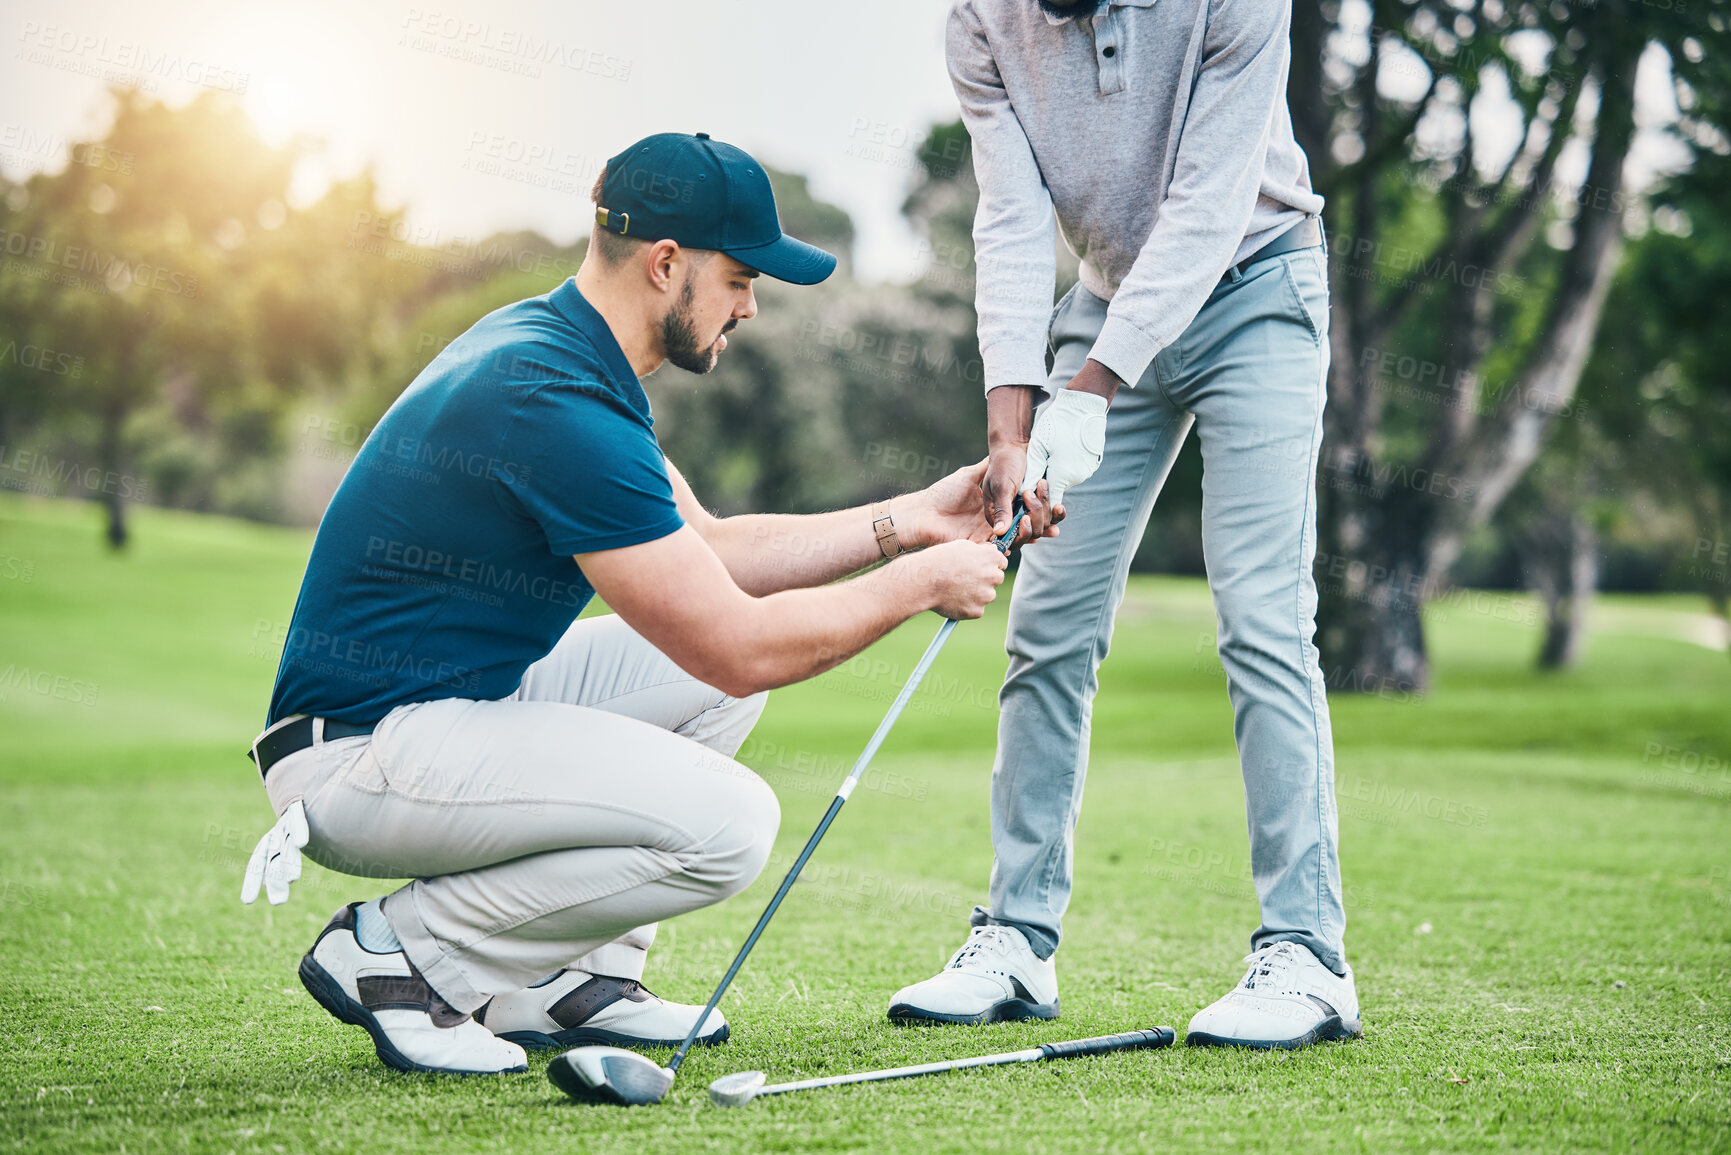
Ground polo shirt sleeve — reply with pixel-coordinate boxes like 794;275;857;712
947;0;1059;395
495;381;685;556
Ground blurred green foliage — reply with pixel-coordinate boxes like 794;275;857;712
0;1;1727;635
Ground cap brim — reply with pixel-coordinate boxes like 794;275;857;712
724;233;837;286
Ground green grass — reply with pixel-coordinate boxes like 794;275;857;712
2;492;1728;1153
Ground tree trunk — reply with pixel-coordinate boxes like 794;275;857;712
98;397;129;551
1316;473;1433;692
1523;508;1598;670
1287;0;1331;185
1308;13;1434;686
1708;590;1730;660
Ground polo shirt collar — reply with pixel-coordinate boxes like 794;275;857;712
1042;0;1157;26
547;277;652;419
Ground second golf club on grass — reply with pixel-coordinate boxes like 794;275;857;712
538;505;1174;1109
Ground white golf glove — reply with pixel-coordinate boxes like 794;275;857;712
1020;388;1109;509
240;799;309;906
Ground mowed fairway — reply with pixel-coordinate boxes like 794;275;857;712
2;493;1728;1153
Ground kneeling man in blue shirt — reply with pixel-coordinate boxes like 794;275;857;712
239;132;1040;1076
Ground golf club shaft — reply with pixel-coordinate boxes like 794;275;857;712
667;504;1027;1072
666;616;960;1071
756;1048;1044;1098
753;1029;1176;1099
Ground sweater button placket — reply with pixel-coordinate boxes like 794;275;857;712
1095;10;1123;95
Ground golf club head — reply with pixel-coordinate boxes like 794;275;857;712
707;1070;767;1108
547;1046;674;1106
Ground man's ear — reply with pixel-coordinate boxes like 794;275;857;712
643;239;682;294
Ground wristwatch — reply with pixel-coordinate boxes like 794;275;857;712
871;500;903;558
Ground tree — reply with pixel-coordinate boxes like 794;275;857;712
1287;0;1726;689
0;89;418;545
1579;149;1731;646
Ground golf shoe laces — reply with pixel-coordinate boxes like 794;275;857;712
949;926;1018;975
1239;942;1304;992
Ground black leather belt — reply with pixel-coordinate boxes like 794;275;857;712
1223;216;1323;283
249;716;377;780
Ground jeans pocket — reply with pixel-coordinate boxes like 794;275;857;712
1280;251;1330;343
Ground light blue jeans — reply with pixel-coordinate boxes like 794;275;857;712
980;238;1347;975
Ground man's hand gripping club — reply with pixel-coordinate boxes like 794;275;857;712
983;358;1121;542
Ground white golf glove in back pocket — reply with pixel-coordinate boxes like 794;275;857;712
241;799;309;906
1020;388;1109;510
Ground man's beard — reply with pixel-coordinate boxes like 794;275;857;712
659;278;734;374
1035;0;1099;16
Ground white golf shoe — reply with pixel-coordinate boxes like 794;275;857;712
476;968;728;1050
887;924;1059;1025
298;903;528;1075
1186;941;1362;1049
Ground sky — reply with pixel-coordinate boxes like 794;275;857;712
2;0;963;281
0;0;1690;282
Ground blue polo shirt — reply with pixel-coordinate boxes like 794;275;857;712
267;279;683;727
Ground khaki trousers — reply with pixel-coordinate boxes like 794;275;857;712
261;613;776;1013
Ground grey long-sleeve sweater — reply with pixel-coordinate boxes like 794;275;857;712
947;0;1324;392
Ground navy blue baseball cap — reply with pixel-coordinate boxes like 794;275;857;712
594;132;837;285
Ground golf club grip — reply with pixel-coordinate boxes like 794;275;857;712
996;496;1027;555
1038;1028;1176;1060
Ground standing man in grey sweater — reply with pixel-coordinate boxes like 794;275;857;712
888;0;1360;1049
